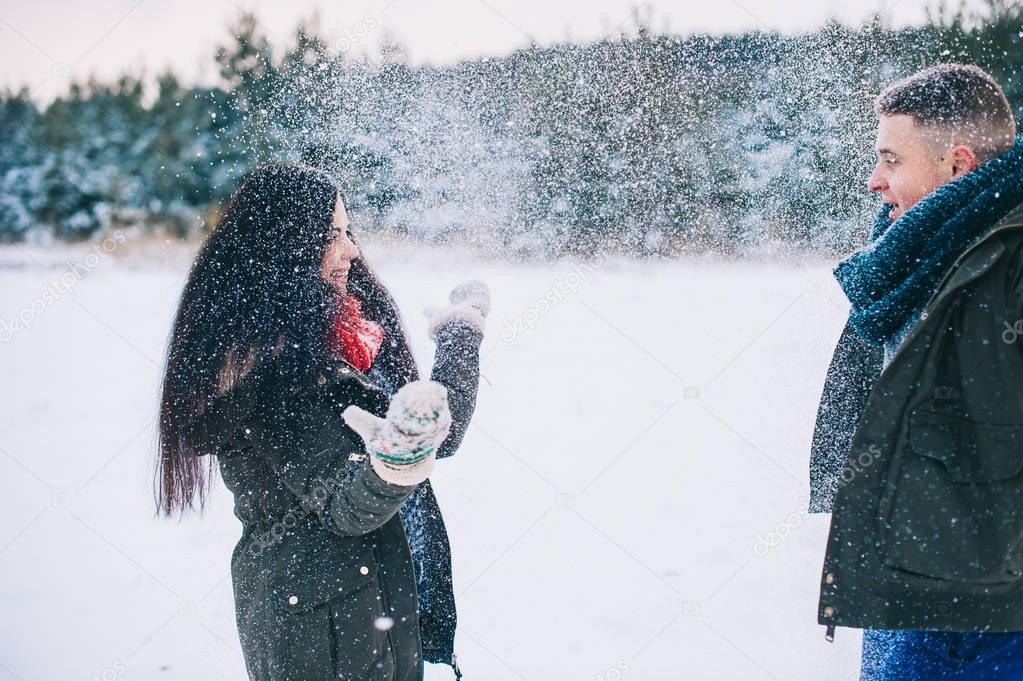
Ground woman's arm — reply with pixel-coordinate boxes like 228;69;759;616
430;320;483;459
248;383;424;537
424;280;489;460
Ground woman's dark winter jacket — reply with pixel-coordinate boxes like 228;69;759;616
810;202;1023;635
190;321;481;681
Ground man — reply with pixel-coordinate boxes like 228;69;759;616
808;63;1023;680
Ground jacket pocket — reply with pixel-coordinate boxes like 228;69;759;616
882;409;1023;584
268;547;395;681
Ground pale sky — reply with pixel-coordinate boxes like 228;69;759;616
0;0;979;101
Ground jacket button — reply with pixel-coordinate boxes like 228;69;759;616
340;367;351;374
823;606;835;618
920;312;929;320
825;572;835;585
317;375;327;386
359;566;369;575
288;595;299;605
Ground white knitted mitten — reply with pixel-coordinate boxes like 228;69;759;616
342;380;452;486
424;280;491;340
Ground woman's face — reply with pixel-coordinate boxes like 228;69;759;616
321;193;361;294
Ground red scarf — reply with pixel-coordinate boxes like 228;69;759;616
329;294;385;372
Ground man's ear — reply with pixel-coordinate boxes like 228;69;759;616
948;144;978;179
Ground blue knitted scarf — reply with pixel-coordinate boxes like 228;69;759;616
834;136;1023;346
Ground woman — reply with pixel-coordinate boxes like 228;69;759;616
156;162;488;680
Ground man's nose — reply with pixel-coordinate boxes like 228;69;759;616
866;167;886;193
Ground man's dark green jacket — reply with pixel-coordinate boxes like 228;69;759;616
816;202;1023;634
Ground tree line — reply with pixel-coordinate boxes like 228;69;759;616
0;1;1019;257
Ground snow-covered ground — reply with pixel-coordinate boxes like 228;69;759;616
0;239;864;680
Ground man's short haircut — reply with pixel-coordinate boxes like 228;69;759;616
876;63;1017;162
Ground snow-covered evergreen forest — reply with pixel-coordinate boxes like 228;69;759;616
0;2;1020;256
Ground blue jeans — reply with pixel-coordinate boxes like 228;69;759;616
860;629;1023;680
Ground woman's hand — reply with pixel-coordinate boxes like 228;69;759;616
342;380;452;486
423;280;490;341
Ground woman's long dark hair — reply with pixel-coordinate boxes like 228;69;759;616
156;162;418;517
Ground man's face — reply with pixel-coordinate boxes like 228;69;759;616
867;114;954;222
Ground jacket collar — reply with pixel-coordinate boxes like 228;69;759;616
876;201;1023;375
924;200;1023;311
315;355;386;392
998;202;1023;230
